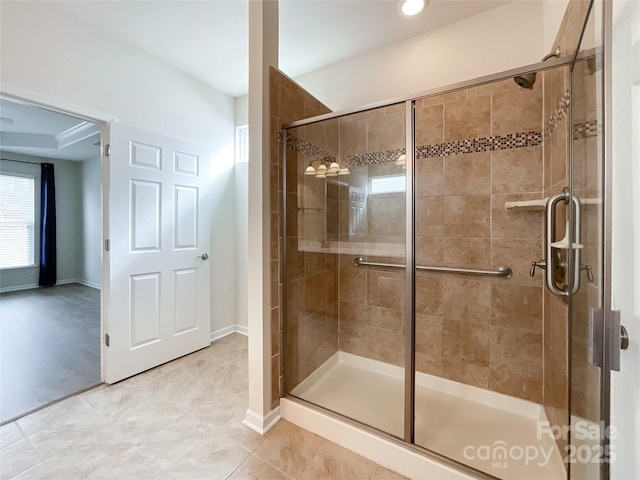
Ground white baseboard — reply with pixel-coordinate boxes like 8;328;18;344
77;279;101;290
0;283;39;293
280;398;474;480
235;324;248;336
210;324;248;342
243;407;281;435
0;279;100;293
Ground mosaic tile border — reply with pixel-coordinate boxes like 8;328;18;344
544;90;571;138
283;134;335;163
573;120;600;140
282;130;543;167
344;148;406;167
415;131;542;159
280;88;594;168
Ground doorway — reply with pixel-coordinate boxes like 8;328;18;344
0;96;104;423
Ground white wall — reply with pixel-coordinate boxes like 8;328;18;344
611;1;640;478
0;154;81;291
292;1;546;111
542;0;570;53
79;155;102;288
235;95;249;127
0;1;237;332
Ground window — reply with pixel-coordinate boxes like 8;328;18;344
0;173;35;269
235;125;249;164
370;174;406;195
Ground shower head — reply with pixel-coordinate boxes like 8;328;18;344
514;72;536;89
513;48;560;90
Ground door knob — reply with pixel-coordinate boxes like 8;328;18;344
198;253;209;260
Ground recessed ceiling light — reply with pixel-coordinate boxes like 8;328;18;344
399;0;426;16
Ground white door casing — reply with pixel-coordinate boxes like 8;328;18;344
105;123;211;383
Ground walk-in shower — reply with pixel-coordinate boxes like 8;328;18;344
278;2;607;479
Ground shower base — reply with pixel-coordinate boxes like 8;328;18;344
291;352;565;480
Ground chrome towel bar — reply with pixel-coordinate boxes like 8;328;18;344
353;257;512;279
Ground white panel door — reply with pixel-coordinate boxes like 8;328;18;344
105;123;210;383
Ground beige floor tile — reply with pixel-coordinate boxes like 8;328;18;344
167;435;250;480
0;421;24;448
228;454;292;480
224;419;265;452
0;439;43;480
254;420;325;478
299;441;376;480
16;395;87;436
86;445;165;479
11;462;56;480
3;334;403;480
80;382;155;423
43;427;137;478
27;415;107;460
370;465;409;480
138;414;214;469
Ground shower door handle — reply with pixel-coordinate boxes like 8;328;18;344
569;193;582;295
545;190;569;297
545;188;582;298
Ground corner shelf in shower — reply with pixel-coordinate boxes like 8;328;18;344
504;197;601;212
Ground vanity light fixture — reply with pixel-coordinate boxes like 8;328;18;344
398;0;426;17
303;161;351;178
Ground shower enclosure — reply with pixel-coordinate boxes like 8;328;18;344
280;2;611;479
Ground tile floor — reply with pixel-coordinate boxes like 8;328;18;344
0;284;101;423
0;334;407;480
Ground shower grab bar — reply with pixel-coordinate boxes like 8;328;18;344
353;257;512;279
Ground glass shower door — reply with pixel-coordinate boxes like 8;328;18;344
568;1;609;478
411;75;565;479
283;103;408;439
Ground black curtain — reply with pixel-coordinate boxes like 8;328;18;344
39;163;56;286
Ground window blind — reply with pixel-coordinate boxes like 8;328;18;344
0;173;35;269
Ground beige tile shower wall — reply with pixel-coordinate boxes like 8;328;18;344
269;68;333;407
413;79;544;403
550;0;593;56
337;105;407;368
542;64;570;452
336;79;546;404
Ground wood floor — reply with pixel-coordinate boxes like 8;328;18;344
0;283;101;424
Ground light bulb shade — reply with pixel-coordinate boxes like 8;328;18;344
315;173;327;179
328;162;340;172
395;154;407;166
338;168;351;176
304;166;317;175
326;171;338;177
317;164;327;173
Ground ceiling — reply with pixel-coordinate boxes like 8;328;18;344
0;98;101;161
55;0;512;98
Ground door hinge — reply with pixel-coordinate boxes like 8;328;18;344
588;307;603;367
104;144;111;157
610;309;621;371
589;308;624;371
105;333;110;347
104;239;110;251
